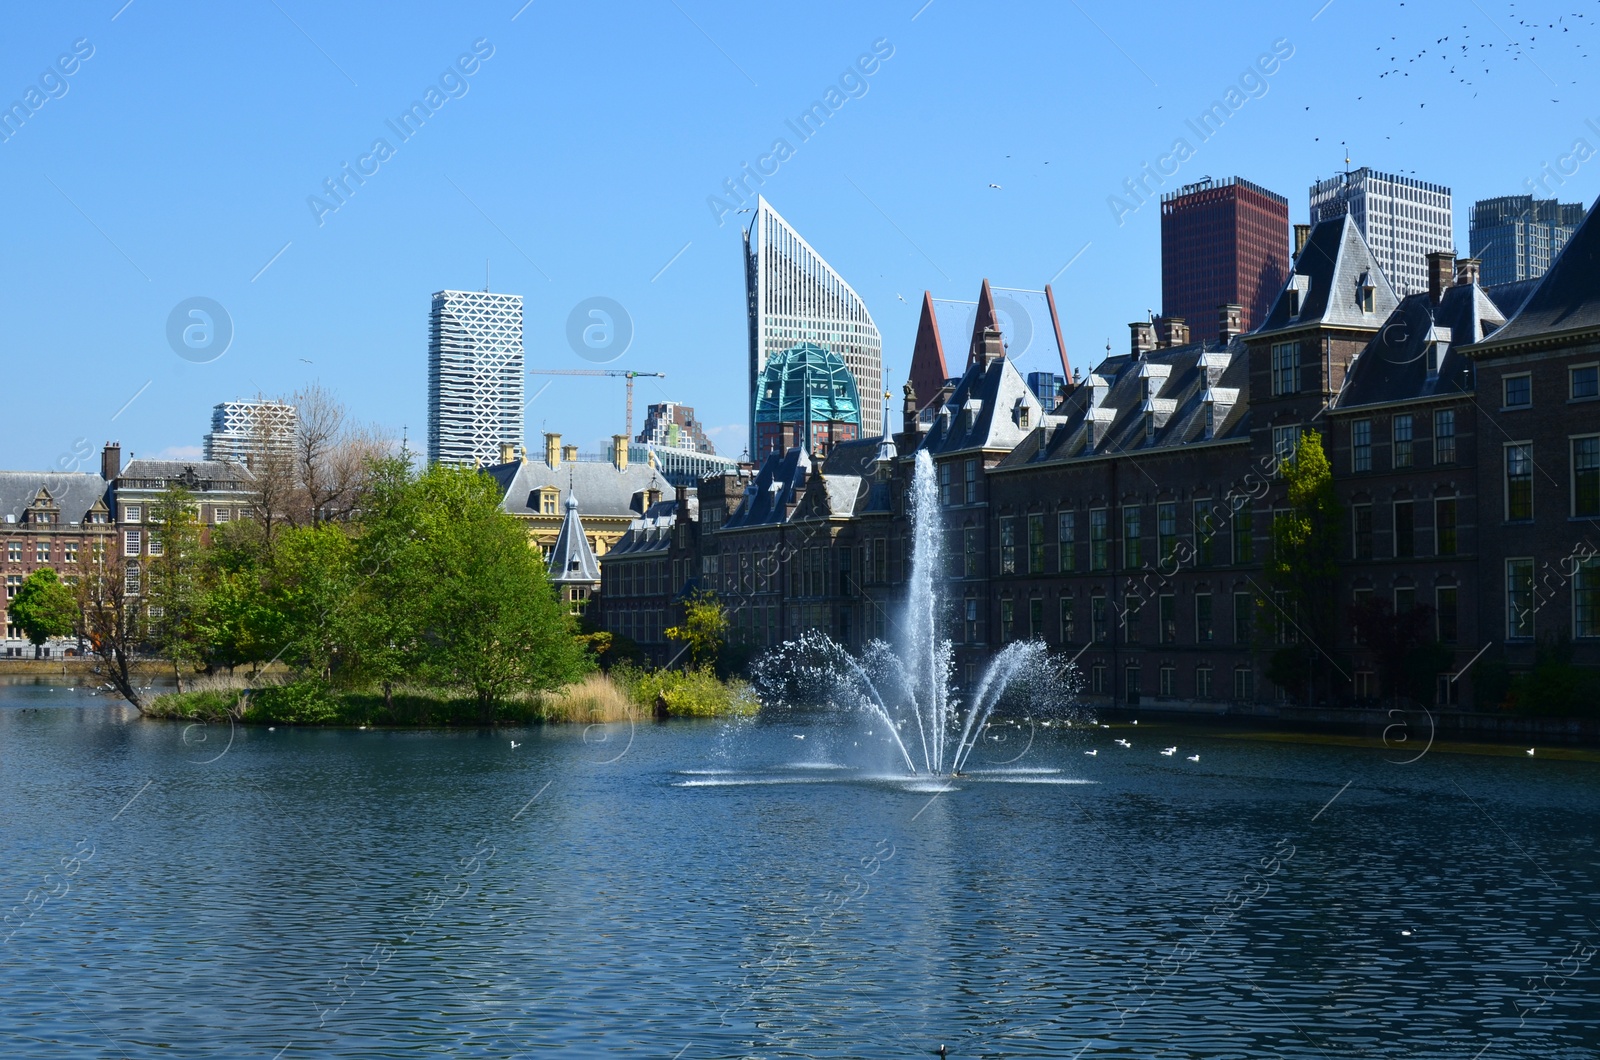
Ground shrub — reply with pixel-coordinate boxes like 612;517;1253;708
612;663;758;718
144;689;244;721
244;681;343;725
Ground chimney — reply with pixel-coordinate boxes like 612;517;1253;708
612;434;629;470
1129;321;1156;356
1427;250;1456;306
980;326;1005;365
544;432;561;469
1154;316;1189;349
1217;304;1245;343
674;483;688;508
646;486;662;510
1293;224;1311;259
498;441;516;465
562;444;579;462
1455;257;1481;288
101;442;121;481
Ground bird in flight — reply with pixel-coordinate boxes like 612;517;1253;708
988;183;1002;189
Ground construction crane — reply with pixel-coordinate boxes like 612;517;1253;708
526;369;665;440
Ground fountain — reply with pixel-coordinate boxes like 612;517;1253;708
754;449;1070;777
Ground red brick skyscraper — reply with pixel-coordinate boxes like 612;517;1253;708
1160;177;1290;343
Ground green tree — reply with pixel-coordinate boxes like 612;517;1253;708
8;568;78;654
407;464;590;720
666;590;728;670
145;485;207;691
267;523;358;679
1349;597;1452;707
1265;431;1343;705
78;542;146;710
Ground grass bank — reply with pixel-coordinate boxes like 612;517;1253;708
144;667;759;727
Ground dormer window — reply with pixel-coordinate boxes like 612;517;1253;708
1361;285;1375;313
1426;341;1441;377
1203;401;1215;439
1288;289;1301;316
1145;412;1156;441
1018;405;1031;429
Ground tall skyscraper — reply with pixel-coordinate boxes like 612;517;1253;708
1160;176;1289;342
427;289;524;466
1309;168;1452;295
203;399;297;468
1470;195;1586;286
743;197;881;448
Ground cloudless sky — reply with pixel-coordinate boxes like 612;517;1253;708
2;0;1595;470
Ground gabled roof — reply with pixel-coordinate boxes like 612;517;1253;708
484;457;670;520
1468;196;1600;353
998;338;1251;471
1336;283;1505;410
908;292;950;411
0;472;111;525
1257;215;1398;334
547;494;601;584
917;346;1045;457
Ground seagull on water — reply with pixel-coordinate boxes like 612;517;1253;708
793;734;805;740
1526;748;1536;756
1161;746;1177;756
1115;738;1131;748
1187;754;1199;762
1084;749;1097;756
510;740;521;749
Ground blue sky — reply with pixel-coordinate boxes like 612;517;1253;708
2;0;1595;471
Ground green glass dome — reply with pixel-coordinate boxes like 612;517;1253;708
753;343;862;427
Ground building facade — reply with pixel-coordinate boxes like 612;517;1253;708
636;402;715;454
1160;176;1290;342
1310;168;1452;296
752;343;862;460
1469;195;1585;285
203;399;297;468
428;289;524;466
744;197;881;447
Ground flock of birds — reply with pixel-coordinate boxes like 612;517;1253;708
1089;730;1200;762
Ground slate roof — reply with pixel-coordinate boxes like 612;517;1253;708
1469;196;1600;352
1257;215;1398;334
918;341;1047;457
1336;283;1506;410
116;458;254;490
1484;278;1541;320
721;447;812;530
547;494;601;584
605;497;688;561
997;339;1251;471
484;457;671;520
0;472;110;525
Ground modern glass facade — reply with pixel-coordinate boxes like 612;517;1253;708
427;289;524;466
1309;168;1452;296
752;342;861;458
203;400;297;467
1469;195;1585;285
744;197;881;449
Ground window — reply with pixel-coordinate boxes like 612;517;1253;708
1123;506;1142;569
1029;598;1044;640
1196;593;1214;642
1437;673;1460;708
1027;514;1045;574
1232;501;1253;564
1393;500;1414;558
1092;595;1108;642
1352;588;1373;644
1124;596;1143;642
1437;586;1458;643
148;534;164;558
1395;586;1415;614
1350;509;1376;563
1435;498;1458;556
1393;414;1414;468
5;542;18;562
1157;503;1177;564
1233;591;1253;643
963;528;979;578
1125;665;1141;702
1361;284;1375;313
34;543;49;563
1234;666;1254;701
1352;419;1372;472
1572;364;1599;400
1060;596;1076;643
1507;558;1535;639
964;597;978;643
1271;341;1299;395
1574;437;1600;517
124;530;141;557
1503;373;1531;409
1195;665;1213;699
123;504;141;523
1193;500;1216;566
4;574;20;599
1057;511;1076;572
1019;405;1031;430
1091;664;1107;695
63;542;78;564
1272;425;1301;474
214;508;230;524
999;517;1016;575
1089;509;1108;570
1434;409;1456;464
1354;671;1374;700
964;459;979;504
1159;665;1175;697
1505;444;1533;521
125;561;141;594
540;491;557;515
1159;593;1176;643
1576;559;1600;639
939;463;953;506
1000;599;1014;641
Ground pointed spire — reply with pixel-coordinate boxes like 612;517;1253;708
547;490;601;585
967;278;1001;367
908;291;948;411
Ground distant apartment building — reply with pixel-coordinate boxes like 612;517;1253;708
1469;195;1585;285
636;402;715;454
203;400;297;469
744;197;881;447
427;289;524;466
1160;176;1290;342
1310;168;1452;295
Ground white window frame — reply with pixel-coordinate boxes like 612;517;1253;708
1504;442;1534;522
124;529;142;557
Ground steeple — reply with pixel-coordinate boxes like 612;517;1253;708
547;492;601;585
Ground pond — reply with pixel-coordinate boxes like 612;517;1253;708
1;678;1597;1058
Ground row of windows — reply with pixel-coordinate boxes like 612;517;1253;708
998;500;1255;576
119;504;243;525
6;541;83;564
1351;409;1455;471
1504;438;1599;521
1351;497;1460;559
1084;660;1255;702
1498;364;1597;409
